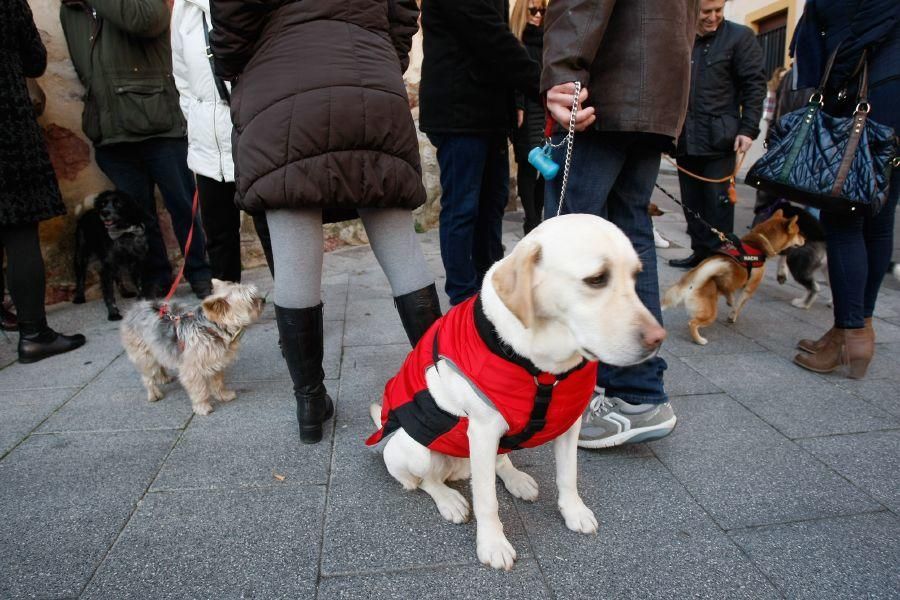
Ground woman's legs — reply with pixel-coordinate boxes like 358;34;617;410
266;209;331;443
358;208;442;346
821;211;867;329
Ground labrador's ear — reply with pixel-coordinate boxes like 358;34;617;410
491;241;541;329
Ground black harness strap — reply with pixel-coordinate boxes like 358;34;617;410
201;14;231;104
499;379;556;450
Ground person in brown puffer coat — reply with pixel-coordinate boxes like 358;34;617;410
210;0;440;444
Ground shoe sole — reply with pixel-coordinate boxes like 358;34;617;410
577;416;677;449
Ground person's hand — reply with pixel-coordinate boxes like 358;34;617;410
734;135;753;153
546;82;596;132
517;109;525;128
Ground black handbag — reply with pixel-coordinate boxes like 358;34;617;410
746;49;897;216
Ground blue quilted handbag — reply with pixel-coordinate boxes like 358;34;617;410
746;50;897;216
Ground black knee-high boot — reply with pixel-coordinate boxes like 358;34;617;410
274;303;334;443
394;283;442;347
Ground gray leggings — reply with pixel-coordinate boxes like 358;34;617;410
266;208;434;309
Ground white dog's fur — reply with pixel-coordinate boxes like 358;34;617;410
370;214;665;570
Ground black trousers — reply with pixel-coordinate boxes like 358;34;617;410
516;159;545;235
0;223;46;324
196;175;274;282
676;154;736;255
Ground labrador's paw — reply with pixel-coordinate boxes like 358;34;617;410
434;487;470;524
477;532;517;571
559;498;598;534
501;470;539;502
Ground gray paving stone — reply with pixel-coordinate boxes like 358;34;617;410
837;377;900;417
649;395;880;530
343;297;409;347
83;486;324;599
660;306;768;357
659;349;722;397
318;560;548;599
321;477;531;576
152;380;333;490
731;512;900;599
0;332;120;391
682;351;898;438
798;431;900;513
37;384;192;433
0;387;78;456
0;430;178;598
229;316;343;381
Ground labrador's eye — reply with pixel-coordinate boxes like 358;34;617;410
583;272;609;288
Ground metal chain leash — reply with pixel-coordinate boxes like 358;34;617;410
556;81;581;216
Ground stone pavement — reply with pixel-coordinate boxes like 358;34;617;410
1;175;898;599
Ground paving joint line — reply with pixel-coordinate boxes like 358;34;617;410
723;508;891;535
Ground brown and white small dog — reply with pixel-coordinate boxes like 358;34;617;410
663;210;805;345
120;279;265;415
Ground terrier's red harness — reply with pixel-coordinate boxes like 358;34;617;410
715;239;767;276
366;295;598;457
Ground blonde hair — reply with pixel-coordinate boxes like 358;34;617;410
510;0;547;41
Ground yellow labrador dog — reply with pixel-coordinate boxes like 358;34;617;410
368;214;666;570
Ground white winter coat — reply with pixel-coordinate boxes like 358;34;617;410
171;0;234;182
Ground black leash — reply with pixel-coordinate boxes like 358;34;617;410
654;182;739;248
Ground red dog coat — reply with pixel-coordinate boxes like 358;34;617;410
366;295;599;457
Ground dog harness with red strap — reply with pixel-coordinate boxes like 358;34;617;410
365;295;599;458
715;240;766;276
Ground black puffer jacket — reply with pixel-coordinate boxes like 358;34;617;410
419;0;540;134
209;0;424;214
0;0;65;227
511;25;545;163
678;20;767;157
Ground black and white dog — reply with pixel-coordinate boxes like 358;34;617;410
773;203;828;309
73;191;149;321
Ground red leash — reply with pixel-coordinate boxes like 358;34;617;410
158;188;200;317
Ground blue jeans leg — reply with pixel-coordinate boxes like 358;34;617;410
143;138;211;285
473;135;509;282
822;170;899;327
545;132;668;405
430;134;490;305
94;143;174;288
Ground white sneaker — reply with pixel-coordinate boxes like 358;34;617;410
653;227;670;249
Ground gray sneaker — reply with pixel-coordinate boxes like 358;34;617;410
578;394;677;449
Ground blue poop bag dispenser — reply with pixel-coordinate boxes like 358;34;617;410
528;144;560;180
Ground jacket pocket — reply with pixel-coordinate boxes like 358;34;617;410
112;78;176;136
711;114;739;152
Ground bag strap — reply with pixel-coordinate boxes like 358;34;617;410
201;13;231;104
831;55;872;198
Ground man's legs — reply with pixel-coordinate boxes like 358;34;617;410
676;154;735;256
430;134;490;305
143;138;212;293
473;134;509;282
94;143;173;293
196;175;242;282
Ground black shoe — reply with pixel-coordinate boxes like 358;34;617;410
669;253;707;269
190;279;213;299
1;302;17;332
274;303;334;444
18;321;86;364
394;283;442;346
142;281;170;300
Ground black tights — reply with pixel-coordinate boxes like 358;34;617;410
0;223;46;324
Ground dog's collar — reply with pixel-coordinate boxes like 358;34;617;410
106;223;144;240
743;232;777;257
472;295;586;380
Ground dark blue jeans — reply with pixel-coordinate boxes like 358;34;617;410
821;170;899;329
545;131;668;405
94;137;210;289
428;134;509;305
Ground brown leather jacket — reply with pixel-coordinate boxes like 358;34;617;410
541;0;698;141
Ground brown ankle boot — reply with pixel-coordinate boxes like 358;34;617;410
797;327;836;353
794;328;845;373
844;327;875;379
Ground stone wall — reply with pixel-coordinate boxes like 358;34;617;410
27;1;445;303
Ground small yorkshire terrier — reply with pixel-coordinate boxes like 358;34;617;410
121;279;266;415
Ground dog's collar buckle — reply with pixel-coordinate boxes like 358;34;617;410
534;373;559;387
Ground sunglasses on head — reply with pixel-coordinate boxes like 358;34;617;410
528;7;546;15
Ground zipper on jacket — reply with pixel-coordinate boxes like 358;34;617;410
212;99;225;180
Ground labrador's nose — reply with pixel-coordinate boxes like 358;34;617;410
642;321;667;350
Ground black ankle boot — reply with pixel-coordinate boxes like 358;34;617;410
394;283;442;346
18;319;86;364
274;304;334;444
